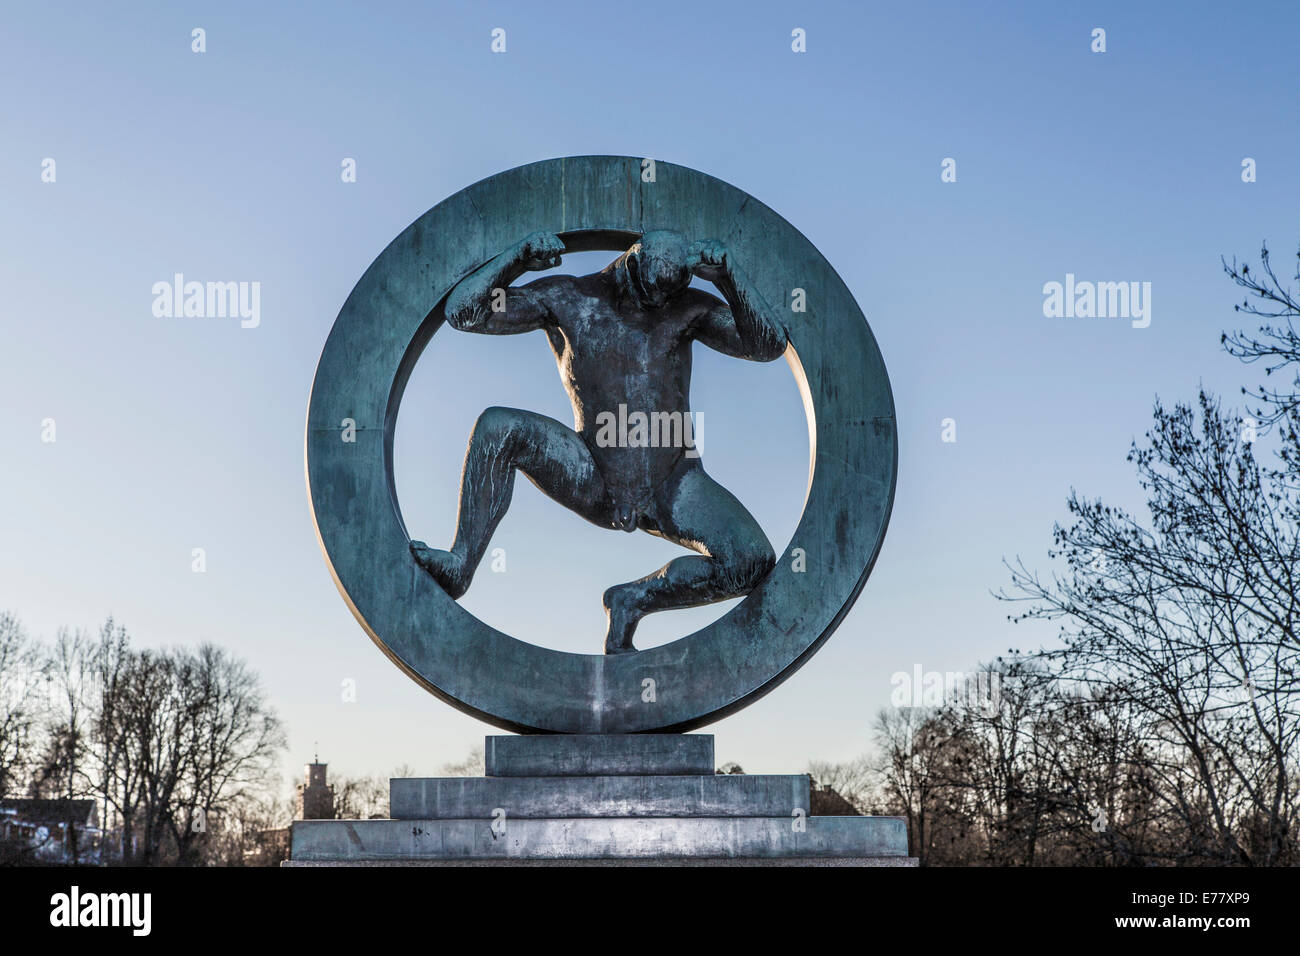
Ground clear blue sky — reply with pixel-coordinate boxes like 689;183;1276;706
2;1;1297;784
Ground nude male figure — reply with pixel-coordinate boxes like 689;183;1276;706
409;229;789;653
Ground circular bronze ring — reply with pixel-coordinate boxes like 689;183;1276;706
306;156;896;733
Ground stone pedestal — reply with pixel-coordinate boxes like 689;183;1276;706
285;735;915;866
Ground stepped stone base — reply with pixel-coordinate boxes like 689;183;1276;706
284;857;917;867
485;733;713;777
286;734;915;866
390;772;808;818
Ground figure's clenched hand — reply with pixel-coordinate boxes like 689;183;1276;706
517;231;565;272
686;238;728;282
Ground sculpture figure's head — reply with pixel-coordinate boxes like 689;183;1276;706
622;230;690;309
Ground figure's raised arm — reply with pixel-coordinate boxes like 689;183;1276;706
444;231;567;334
685;238;788;362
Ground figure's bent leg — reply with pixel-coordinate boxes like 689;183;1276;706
411;406;608;597
603;464;775;654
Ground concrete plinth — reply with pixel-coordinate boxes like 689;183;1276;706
391;773;807;819
484;734;713;777
286;735;916;866
291;815;909;862
283;856;917;867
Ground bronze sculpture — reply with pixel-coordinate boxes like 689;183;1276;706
307;156;897;735
409;229;789;654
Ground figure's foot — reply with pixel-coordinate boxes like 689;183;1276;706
602;586;641;655
409;541;471;599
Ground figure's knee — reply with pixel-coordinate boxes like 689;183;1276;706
470;406;524;455
718;540;775;593
747;542;777;585
602;581;643;614
474;405;517;437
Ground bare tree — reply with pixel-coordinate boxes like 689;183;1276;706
28;627;97;861
93;617;141;862
874;659;1081;865
169;644;286;864
997;239;1300;865
1222;241;1300;427
869;705;953;865
122;650;189;864
1002;392;1300;864
806;755;872;811
436;746;484;777
0;613;43;801
94;624;286;864
205;790;292;866
332;773;388;819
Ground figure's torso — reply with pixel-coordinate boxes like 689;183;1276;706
543;272;701;510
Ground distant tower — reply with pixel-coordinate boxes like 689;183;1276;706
296;758;336;820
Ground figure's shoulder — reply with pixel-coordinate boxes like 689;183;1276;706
570;271;609;296
523;271;613;301
557;272;617;315
685;286;726;306
518;273;578;296
517;273;582;322
679;287;727;322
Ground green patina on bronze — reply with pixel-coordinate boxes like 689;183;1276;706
305;156;897;734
